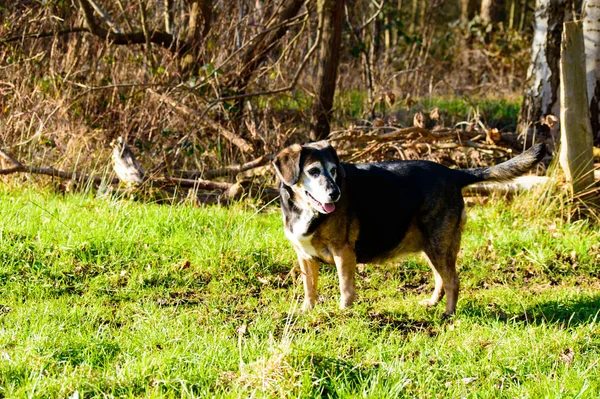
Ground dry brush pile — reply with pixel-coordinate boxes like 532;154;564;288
0;0;536;203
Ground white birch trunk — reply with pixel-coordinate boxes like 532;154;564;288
584;0;600;145
518;0;569;141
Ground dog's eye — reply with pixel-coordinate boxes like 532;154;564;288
330;167;337;176
307;168;320;177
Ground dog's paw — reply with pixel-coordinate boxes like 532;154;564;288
301;300;315;312
419;298;438;307
339;295;356;309
440;312;455;321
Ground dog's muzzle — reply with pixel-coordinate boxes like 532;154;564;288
306;188;339;214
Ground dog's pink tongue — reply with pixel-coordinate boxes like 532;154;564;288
323;203;335;213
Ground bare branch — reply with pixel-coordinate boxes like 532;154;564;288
87;0;122;34
1;28;89;45
77;0;187;53
0;148;25;168
233;0;306;91
159;177;233;190
0;149;118;185
198;25;319;105
356;0;383;32
181;154;274;179
147;89;255;153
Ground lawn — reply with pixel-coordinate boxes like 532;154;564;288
0;186;599;398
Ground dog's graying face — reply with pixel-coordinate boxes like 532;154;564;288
273;141;344;214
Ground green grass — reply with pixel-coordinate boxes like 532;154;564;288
335;91;522;130
0;186;599;398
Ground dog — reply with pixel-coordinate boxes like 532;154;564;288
273;140;545;317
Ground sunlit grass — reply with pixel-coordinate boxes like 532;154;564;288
0;186;599;398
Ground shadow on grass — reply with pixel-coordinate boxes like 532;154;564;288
367;310;438;337
462;294;600;327
298;353;379;398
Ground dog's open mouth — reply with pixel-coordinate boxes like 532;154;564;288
306;191;336;214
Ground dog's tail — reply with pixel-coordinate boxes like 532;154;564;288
456;143;546;187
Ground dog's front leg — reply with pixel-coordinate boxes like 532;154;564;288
298;256;319;311
332;247;357;309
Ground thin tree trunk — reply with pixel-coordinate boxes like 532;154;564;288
481;0;506;23
461;0;470;22
517;0;569;143
419;0;426;28
481;0;493;21
180;0;212;73
394;0;403;45
559;21;597;201
409;0;418;34
519;0;528;31
164;0;175;35
312;0;345;140
384;13;391;66
584;0;600;146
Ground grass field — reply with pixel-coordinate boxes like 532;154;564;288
0;186;599;398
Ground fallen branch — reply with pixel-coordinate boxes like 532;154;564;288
159;177;233;190
180;154;273;179
463;176;551;196
0;149;118;185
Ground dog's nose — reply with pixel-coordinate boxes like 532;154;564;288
328;189;340;202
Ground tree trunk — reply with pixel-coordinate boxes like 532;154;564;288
179;0;213;73
481;0;506;24
409;0;418;34
461;0;470;22
517;0;570;143
519;0;528;32
559;21;597;201
311;0;345;141
584;0;600;146
461;0;478;23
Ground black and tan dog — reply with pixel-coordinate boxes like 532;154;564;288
273;141;545;317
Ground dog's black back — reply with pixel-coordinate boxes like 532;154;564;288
345;160;467;263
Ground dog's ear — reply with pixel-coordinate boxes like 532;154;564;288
272;144;303;186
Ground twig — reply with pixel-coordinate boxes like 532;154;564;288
1;28;89;44
0;149;24;168
87;0;122;34
147;89;254;153
77;0;189;54
181;154;274;179
194;21;320;107
356;0;383;31
159;177;233;190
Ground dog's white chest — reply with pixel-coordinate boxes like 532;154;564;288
284;211;318;259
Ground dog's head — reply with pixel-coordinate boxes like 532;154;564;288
273;141;344;214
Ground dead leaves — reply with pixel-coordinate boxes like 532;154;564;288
413;111;426;128
541;114;559;130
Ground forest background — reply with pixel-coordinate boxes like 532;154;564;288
0;0;597;197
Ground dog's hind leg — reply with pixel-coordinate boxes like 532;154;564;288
421;209;465;317
422;248;460;317
298;257;319;311
419;259;445;307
